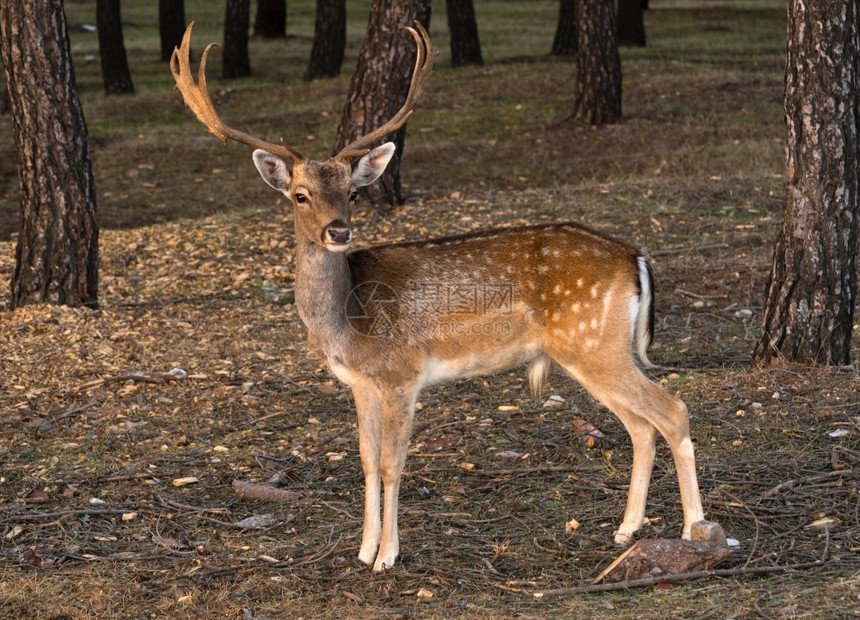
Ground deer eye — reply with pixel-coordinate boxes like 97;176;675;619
294;193;308;204
349;190;358;202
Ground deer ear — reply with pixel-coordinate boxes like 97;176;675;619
253;150;292;196
352;143;396;188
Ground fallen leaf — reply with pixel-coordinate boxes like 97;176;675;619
804;517;838;531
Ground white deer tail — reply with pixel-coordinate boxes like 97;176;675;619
634;255;655;368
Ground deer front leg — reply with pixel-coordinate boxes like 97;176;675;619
353;386;383;566
373;390;416;572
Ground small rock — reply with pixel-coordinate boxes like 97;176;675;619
691;520;727;547
168;368;187;380
543;395;566;409
233;514;276;529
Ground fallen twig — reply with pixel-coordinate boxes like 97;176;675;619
53;399;101;422
472;465;585;477
232;480;300;503
533;560;827;597
761;469;853;499
651;243;729;257
1;508;146;522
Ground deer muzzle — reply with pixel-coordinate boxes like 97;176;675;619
322;220;352;251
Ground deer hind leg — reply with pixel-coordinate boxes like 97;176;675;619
558;360;704;542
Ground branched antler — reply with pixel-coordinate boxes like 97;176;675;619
170;22;304;162
335;21;437;160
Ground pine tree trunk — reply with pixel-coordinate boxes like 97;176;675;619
159;0;186;62
752;0;859;367
618;0;646;47
551;0;577;56
306;0;346;80
446;0;482;68
254;0;286;39
573;0;621;125
333;0;431;206
223;0;251;78
0;0;99;309
96;0;134;94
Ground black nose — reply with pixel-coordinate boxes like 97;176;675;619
323;220;351;245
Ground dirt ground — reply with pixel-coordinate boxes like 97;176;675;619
0;2;858;619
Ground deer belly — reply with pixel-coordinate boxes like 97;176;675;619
421;346;540;387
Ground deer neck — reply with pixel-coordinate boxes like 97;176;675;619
293;236;353;349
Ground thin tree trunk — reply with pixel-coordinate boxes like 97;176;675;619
159;0;186;62
573;0;621;125
752;0;859;367
446;0;482;67
254;0;286;39
0;0;99;308
223;0;251;78
618;0;646;47
306;0;346;80
551;0;577;56
333;0;431;206
96;0;134;94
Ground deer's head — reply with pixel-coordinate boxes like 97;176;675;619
170;21;434;253
252;145;394;252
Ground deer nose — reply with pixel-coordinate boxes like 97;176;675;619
323;220;352;246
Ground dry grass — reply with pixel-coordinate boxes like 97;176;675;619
1;1;858;618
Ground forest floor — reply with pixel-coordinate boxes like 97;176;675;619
0;1;858;618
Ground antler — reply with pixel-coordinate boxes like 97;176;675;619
336;21;436;160
170;22;304;162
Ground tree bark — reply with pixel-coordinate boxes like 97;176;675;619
333;0;431;206
0;0;99;309
254;0;286;39
96;0;134;94
572;0;621;125
752;0;859;367
223;0;251;78
446;0;482;68
551;0;577;56
159;0;186;62
617;0;646;47
306;0;346;80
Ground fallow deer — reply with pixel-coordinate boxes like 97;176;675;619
171;22;705;572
